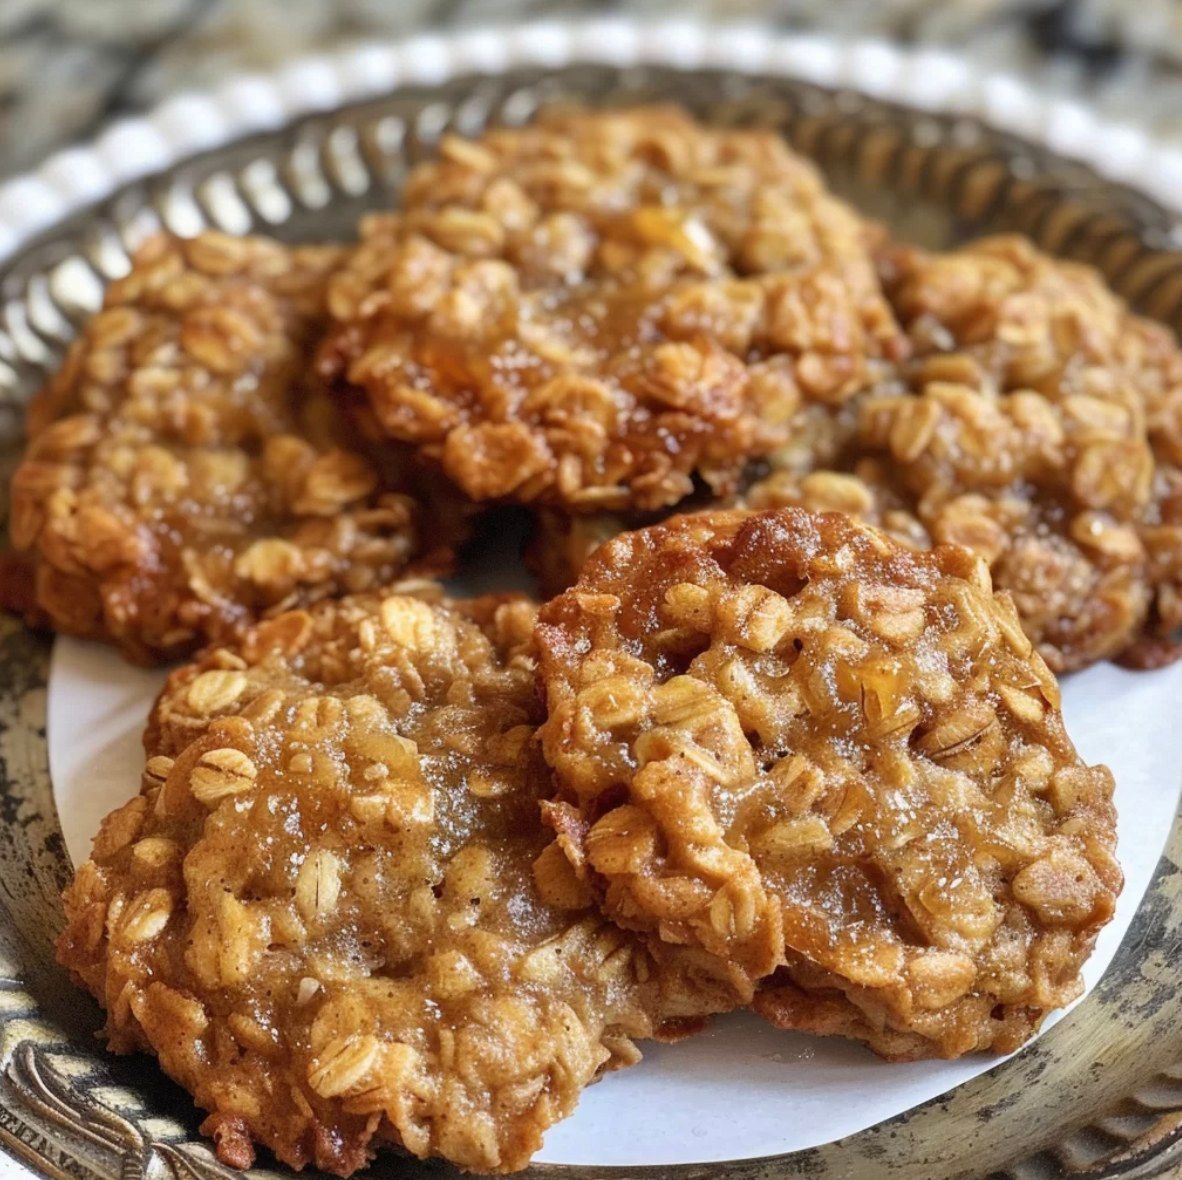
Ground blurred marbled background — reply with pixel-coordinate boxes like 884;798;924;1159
3;1;1182;179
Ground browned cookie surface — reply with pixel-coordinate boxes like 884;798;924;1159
7;233;442;664
57;589;733;1175
525;234;1182;672
536;508;1121;1059
871;235;1182;671
320;106;903;513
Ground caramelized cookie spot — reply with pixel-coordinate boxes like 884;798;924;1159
58;587;729;1175
5;232;444;664
321;107;904;513
537;508;1120;1059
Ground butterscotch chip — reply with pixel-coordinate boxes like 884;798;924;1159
320;106;904;513
58;588;733;1176
537;509;1121;1059
6;232;440;664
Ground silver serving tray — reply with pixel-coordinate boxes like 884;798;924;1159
0;24;1181;1180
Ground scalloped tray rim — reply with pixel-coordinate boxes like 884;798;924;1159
2;18;1182;271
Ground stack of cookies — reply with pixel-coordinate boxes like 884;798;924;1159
12;107;1152;1174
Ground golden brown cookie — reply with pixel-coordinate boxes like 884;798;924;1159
6;233;445;664
525;236;1182;672
320;106;904;513
874;234;1182;670
537;508;1121;1059
529;233;1182;672
58;587;733;1175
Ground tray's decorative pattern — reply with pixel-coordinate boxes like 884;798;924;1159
1;1041;243;1180
0;23;1181;1180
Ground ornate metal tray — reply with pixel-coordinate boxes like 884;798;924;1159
0;21;1180;1180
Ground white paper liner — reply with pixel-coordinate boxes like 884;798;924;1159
48;637;1182;1166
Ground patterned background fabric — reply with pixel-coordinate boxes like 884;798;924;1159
1;1;1181;179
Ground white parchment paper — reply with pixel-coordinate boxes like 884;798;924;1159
48;637;1182;1167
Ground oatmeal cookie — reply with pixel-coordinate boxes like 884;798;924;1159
320;106;904;513
875;234;1182;670
58;588;732;1175
6;233;440;664
527;234;1182;672
537;508;1121;1059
